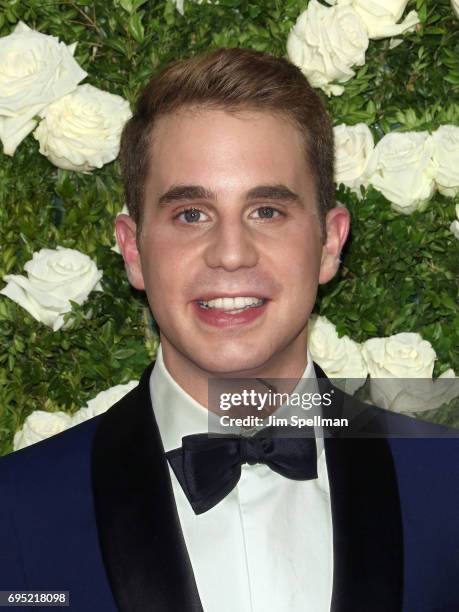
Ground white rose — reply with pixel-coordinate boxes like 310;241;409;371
338;0;419;40
13;410;73;450
0;246;103;331
431;125;459;198
362;332;436;378
365;131;436;214
33;84;132;172
72;380;138;425
0;21;86;156
450;204;459;240
287;0;369;96
308;315;368;394
334;123;374;195
452;0;459;19
363;333;458;413
369;369;459;414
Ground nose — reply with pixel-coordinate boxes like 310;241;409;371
203;218;259;271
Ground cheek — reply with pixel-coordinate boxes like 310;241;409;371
280;240;322;287
141;251;200;332
140;251;180;313
145;264;181;300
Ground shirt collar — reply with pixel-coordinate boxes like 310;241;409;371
150;344;323;459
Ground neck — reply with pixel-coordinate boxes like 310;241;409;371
159;333;309;410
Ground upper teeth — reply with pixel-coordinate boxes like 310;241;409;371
199;296;263;309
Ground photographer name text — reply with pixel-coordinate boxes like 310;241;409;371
219;414;348;428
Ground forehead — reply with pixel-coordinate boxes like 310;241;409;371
146;107;311;191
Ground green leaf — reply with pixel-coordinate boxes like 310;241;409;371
128;12;144;43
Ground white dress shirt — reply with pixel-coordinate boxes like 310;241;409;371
150;345;334;612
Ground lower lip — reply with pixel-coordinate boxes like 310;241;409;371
192;301;268;327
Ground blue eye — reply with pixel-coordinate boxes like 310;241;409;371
175;206;281;224
177;208;204;223
253;207;281;219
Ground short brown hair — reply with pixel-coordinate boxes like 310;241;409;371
120;47;334;237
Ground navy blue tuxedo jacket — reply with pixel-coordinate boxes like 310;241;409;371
0;362;458;612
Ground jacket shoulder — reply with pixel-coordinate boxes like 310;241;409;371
0;381;143;596
0;375;147;481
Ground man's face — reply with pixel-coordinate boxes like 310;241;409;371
117;108;348;382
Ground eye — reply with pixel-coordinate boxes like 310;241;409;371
251;206;282;220
175;207;209;224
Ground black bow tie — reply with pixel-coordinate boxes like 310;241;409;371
165;427;318;515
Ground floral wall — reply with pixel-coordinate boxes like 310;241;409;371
0;0;458;455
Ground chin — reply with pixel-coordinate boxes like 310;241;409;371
191;344;275;377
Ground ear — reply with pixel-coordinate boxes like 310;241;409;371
115;213;145;290
319;205;350;284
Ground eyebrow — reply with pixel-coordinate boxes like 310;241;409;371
157;184;302;207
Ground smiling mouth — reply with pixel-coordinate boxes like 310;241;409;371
196;296;267;314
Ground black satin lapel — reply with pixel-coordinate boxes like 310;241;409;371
314;362;404;612
324;437;403;612
91;362;203;612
